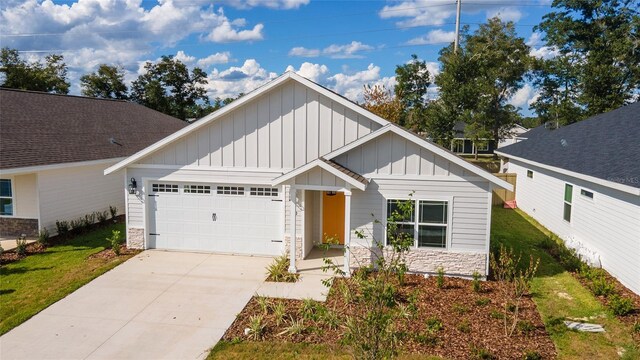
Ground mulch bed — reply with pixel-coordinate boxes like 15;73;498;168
223;275;556;359
0;215;126;265
87;246;140;260
573;270;640;343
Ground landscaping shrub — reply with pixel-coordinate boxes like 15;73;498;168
457;320;471;333
247;315;265;340
256;296;271;315
475;298;491;306
37;228;49;246
107;230;123;255
265;255;299;282
96;210;109;223
517;320;536;335
470;345;495;360
279;317;306;338
15;236;28;256
270;301;286;327
472;271;482;292
608;295;634;316
425;317;443;332
632;321;640;334
537;235;581;272
452;303;469;315
544;316;567;335
523;350;543;360
590;275;616;297
55;220;70;236
436;267;445;289
109;205;118;220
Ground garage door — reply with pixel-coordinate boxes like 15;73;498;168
148;183;283;255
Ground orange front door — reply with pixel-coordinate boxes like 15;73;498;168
322;192;345;245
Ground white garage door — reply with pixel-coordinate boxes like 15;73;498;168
148;183;283;255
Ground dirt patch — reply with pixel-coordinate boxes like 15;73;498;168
223;275;556;359
87;246;140;260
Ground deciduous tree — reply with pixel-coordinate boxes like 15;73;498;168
80;64;128;99
0;47;70;94
362;84;404;125
394;54;431;131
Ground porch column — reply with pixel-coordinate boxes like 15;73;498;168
343;190;352;277
288;186;298;273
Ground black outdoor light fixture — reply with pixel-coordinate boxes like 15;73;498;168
128;177;137;194
326;191;337;196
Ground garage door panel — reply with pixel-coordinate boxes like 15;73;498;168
148;183;283;255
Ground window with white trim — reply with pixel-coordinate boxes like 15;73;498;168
217;186;245;195
580;189;593;199
563;184;573;222
386;199;448;249
475;142;489;152
152;183;178;193
250;187;279;196
0;179;13;216
527;170;533;178
184;185;211;194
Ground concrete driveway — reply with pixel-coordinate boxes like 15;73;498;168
0;250;273;360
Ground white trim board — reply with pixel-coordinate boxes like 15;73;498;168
1;157;125;176
272;159;366;191
495;151;640;196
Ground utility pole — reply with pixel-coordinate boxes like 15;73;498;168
454;0;462;52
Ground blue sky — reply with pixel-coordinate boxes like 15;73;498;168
1;1;555;114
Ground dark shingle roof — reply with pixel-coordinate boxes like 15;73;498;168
0;88;187;170
320;158;369;185
497;102;640;189
517;124;554;140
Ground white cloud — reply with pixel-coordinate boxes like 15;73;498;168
406;29;455;45
175;51;196;64
486;7;522;22
222;0;310;9
197;52;232;68
328;64;396;101
205;59;278;99
380;0;526;27
288;41;374;59
205;16;264;42
527;32;559;59
509;84;538;108
286;62;330;83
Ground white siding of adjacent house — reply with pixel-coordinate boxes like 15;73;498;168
510;160;640;294
349;178;491;253
38;162;125;233
137;80;382;170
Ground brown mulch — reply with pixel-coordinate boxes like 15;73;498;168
223;275;556;359
573;270;640;343
0;242;47;264
87;246;139;260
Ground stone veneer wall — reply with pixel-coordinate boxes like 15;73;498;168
0;217;39;237
283;235;303;260
127;228;145;249
349;245;487;277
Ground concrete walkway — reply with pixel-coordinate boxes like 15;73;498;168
0;238;36;251
0;251;273;360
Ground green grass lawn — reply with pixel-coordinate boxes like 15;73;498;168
492;207;639;360
0;223;134;335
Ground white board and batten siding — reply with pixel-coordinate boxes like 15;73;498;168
137;81;381;171
39;162;125;233
510;160;640;294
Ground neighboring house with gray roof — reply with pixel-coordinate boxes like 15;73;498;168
450;121;527;155
495;102;640;294
0;88;186;238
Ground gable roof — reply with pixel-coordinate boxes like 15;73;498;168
103;72;512;190
496;102;640;195
517;124;554;140
0;88;187;171
272;158;368;190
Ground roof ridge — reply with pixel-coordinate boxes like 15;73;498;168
0;87;129;103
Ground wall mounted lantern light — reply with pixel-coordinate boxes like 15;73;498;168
326;191;337;196
128;177;137;194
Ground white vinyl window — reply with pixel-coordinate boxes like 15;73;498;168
386;199;448;249
563;184;573;222
0;179;13;216
217;186;245;195
184;185;211;194
152;183;178;193
527;170;534;178
580;189;594;199
250;187;279;196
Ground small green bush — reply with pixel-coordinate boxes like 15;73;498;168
457;320;471;333
517;320;536;334
544;316;567;335
107;230;123;255
247;315;265;340
55;220;70;236
523;350;543;360
436;267;445;289
109;205;118;220
415;331;439;346
96;210;109;223
15;236;28;256
475;298;490;306
470;346;495;360
452;303;469;315
266;254;300;282
279;317;306;338
490;310;504;320
425;317;443;332
256;296;271;315
590;275;616;297
472;271;482;292
300;298;326;321
85;213;96;226
536;236;556;251
632;321;640;334
270;301;286;327
608;295;634;316
37;228;49;246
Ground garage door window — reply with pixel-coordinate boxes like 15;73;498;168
217;186;245;195
250;187;279;196
184;185;211;194
152;183;178;193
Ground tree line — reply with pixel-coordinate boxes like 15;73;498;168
1;1;638;132
0;50;237;121
363;0;638;150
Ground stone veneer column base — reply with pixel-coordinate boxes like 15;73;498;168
283;235;303;260
127;228;145;249
0;217;39;238
349;245;487;277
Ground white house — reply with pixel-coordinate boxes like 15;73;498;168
105;72;512;277
0;89;186;238
496;103;640;294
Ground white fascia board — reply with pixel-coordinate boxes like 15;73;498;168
495;151;640;196
271;159;367;191
104;73;295;175
1;157;125;176
326;125;513;191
